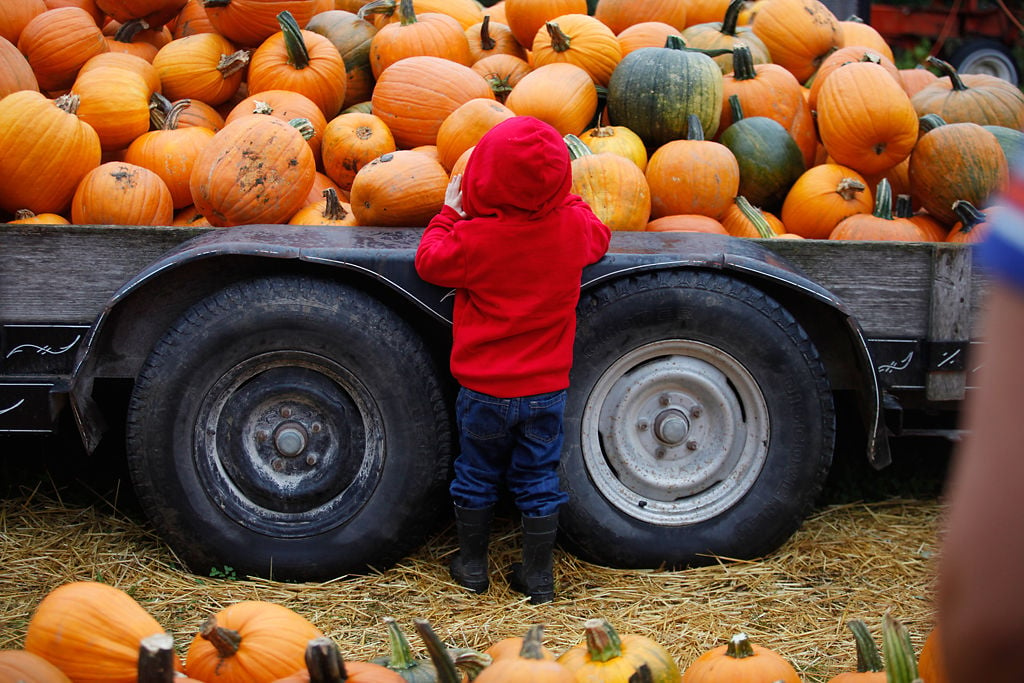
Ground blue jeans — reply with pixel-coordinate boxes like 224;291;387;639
450;387;569;517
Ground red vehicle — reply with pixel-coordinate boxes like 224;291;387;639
825;0;1023;84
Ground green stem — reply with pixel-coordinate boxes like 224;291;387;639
735;196;777;238
289;117;316;141
278;10;310;69
952;199;986;232
731;43;756;80
872;178;894;220
926;55;967;91
918;113;947;134
725;633;756;659
398;0;417;26
382;617;418;670
414;619;461;683
545;21;571;53
728;93;745;122
584;618;624;663
686;113;705;140
519;624;550;661
881;614;919;683
564;133;593;159
478;15;495;50
847;620;884;673
720;0;744;36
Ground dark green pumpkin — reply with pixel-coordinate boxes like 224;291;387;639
718;94;805;213
983;124;1024;166
606;36;724;148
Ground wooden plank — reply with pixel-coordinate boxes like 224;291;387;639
926;244;973;401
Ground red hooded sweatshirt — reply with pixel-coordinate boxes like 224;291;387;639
415;116;611;398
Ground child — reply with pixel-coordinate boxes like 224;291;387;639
415;115;611;604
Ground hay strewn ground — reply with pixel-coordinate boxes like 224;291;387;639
0;463;944;683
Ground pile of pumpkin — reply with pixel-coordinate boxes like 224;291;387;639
0;0;1022;242
0;580;950;682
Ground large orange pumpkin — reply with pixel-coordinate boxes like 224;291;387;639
0;34;39;98
436;97;515;172
71;161;175;225
911;55;1024;130
781;163;872;239
152;32;250;107
465;15;527;62
24;581;182;683
565;134;651;231
615;21;681;58
321;111;396;190
186;601;324;683
0;0;47;45
226;89;328;167
17;6;109;92
594;0;686;33
807;45;904;116
348;149;448;226
816;60;919;176
502;0;586;49
556;617;681;683
0;91;101;216
204;0;318;47
750;0;843;84
247;10;349;119
682;633;801;683
838;17;893;61
529;13;621;86
79;50;162;96
829;178;926;241
367;0;472;79
505;61;597;136
71;64;153;152
680;0;769;74
371;55;495;149
189;114;317;226
0;649;72;682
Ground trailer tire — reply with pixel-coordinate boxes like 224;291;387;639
125;274;451;581
561;270;835;568
950;39;1019;85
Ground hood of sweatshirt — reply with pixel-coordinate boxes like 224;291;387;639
460;115;572;219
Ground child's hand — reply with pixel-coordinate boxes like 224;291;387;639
445;174;467;218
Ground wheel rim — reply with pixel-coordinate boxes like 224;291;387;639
580;339;769;525
957;48;1018;83
195;350;383;537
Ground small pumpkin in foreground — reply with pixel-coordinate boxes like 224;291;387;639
557;617;682;683
271;637;404;683
72;161;174;226
349;150;448;227
829;179;925;241
681;632;800;683
474;625;574;683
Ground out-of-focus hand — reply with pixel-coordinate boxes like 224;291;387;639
445;174;467;218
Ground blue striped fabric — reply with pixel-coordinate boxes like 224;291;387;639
981;153;1024;292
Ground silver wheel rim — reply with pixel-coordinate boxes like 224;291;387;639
957;48;1018;83
581;339;770;526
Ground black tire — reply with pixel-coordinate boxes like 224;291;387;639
125;275;451;581
561;270;835;568
949;39;1019;85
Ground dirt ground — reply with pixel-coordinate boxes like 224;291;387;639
0;433;952;682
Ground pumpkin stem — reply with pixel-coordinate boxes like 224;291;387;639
14;209;36;220
720;0;744;36
452;649;493;680
413;618;462;683
881;613;919;683
397;0;417;25
148;91;172;129
54;93;82;115
203;0;230;6
836;177;867;201
199;615;243;660
564;133;593;159
289;117;317;141
357;0;398;21
872;178;894;220
847;619;884;673
305;636;347;683
582;618;625;663
629;663;655;683
518;624;551;661
545;21;571;53
952;199;986;232
664;33;733;57
381;616;419;671
277;10;310;69
728;93;745;122
918;113;947;135
894;193;915;219
216;50;251;79
252;100;275;115
735;196;777;238
478;15;496;50
138;632;177;683
588;107;615;137
114;18;149;42
163;98;193;130
926;55;967;91
686;113;705;140
731;42;757;81
724;633;757;659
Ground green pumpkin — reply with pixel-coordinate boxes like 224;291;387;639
718;94;805;213
606;36;724;149
984;124;1024;165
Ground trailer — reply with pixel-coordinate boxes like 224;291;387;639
0;224;984;581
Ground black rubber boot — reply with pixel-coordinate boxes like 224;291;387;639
449;505;493;594
508;512;559;604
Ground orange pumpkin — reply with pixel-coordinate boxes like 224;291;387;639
911;55;1024;130
529;13;621;87
471;52;532;102
0;91;102;216
171;0;215;38
305;9;378;109
205;0;318;48
721;195;787;238
503;0;586;49
189;114;317;226
436;97;515;171
827;620;886;683
79;51;163;96
476;626;574;683
505;61;597;136
684;0;732;27
829;178;926;241
367;0;473;79
750;0;843;84
579;110;648;171
71;161;175;225
358;0;484;30
17;6;109;92
816;60;919;176
0;649;72;682
0;0;47;45
893;193;947;241
321;111;396;191
908;119;1008;226
645;114;739;220
917;628;949;683
899;65;939;98
247;10;349;119
172;97;226;131
0;34;39;98
153;32;250;107
186;601;324;683
71;64;153;152
807;45;904;116
781;163;873;239
837;18;894;61
103;19;173;62
289;187;358;225
682;633;801;683
227;89;328;165
349;149;448;226
125;98;217;209
94;0;186;26
615;21;681;58
465;15;527;62
556;618;681;683
646;214;729;234
7;210;71;224
566;134;651;231
24;581;182;683
945;199;995;244
485;636;557;663
371;55;495;149
680;0;770;74
594;0;686;33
